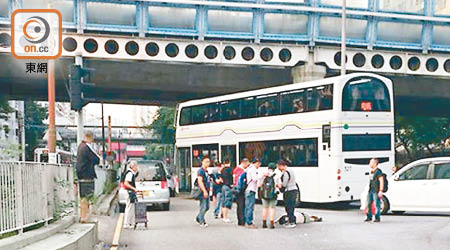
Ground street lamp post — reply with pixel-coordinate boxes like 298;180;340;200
341;0;347;76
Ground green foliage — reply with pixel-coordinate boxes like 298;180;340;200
148;106;176;144
0;96;14;119
396;116;450;163
145;144;167;160
24;101;47;161
0;140;21;160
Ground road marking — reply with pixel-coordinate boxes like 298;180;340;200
110;213;125;250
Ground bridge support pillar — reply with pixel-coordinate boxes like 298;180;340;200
291;63;327;83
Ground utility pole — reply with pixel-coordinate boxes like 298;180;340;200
101;103;106;166
47;59;57;164
19;101;25;161
341;0;347;76
75;55;84;146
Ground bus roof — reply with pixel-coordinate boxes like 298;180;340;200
177;73;388;108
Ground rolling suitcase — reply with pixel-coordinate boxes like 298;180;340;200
134;199;148;229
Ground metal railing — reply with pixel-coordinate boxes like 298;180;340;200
0;162;75;235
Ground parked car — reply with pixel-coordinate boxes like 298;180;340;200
119;160;171;211
361;157;450;214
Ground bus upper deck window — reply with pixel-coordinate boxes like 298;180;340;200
342;77;390;112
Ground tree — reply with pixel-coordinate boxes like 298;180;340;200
147;106;176;144
24;101;47;161
144;106;175;160
395;116;450;162
0;96;14;119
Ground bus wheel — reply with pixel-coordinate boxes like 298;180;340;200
380;195;390;215
295;185;301;207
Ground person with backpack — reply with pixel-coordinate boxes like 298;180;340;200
196;157;211;227
123;161;141;229
75;131;100;223
233;158;250;226
277;160;298;228
258;162;279;229
220;160;234;223
244;158;261;228
365;158;385;223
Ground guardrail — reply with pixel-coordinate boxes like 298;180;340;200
0;162;75;236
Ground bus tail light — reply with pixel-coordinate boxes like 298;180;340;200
337;169;341;174
161;181;168;189
337;176;341;180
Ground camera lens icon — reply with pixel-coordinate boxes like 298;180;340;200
22;16;50;44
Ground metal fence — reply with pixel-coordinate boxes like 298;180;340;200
0;162;75;235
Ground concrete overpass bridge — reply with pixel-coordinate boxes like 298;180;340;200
0;0;449;116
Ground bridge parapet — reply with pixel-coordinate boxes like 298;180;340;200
0;0;450;52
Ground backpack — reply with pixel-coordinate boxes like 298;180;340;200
261;175;276;200
381;173;388;192
279;170;291;193
235;172;247;195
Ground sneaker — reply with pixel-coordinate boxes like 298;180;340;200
214;215;219;219
284;223;296;228
364;218;371;222
200;223;208;228
223;218;232;223
123;224;133;229
270;221;275;229
247;224;257;229
374;218;380;223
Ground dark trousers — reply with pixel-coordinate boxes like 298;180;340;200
284;190;298;224
236;193;245;225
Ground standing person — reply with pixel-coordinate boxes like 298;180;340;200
75;131;100;223
196;157;211;227
365;158;384;223
259;163;278;229
123;161;140;229
220;160;234;223
244;159;261;228
233;158;250;226
212;164;223;219
277;160;298;228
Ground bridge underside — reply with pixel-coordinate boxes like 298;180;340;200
0;54;449;117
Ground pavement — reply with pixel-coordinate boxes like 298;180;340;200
96;197;450;250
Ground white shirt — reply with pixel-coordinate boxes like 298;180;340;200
246;165;259;193
125;169;137;183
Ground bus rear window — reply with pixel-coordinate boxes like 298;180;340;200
342;134;391;151
342;77;390;112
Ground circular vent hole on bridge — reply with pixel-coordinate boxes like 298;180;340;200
279;49;292;63
223;46;236;60
125;41;139;56
104;40;119;54
204;45;218;59
165;43;179;58
445;59;450;73
352;53;366;67
145;42;159;57
185;44;198;58
260;48;273;62
389;56;402;70
408;57;420;71
242;47;254;61
62;37;77;52
426;58;438;72
334;52;347;66
371;54;384;69
84;39;98;53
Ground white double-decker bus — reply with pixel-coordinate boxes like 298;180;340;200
174;73;394;203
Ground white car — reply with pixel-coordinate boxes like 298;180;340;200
361;157;450;214
119;160;171;211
